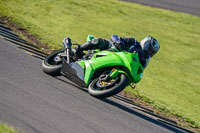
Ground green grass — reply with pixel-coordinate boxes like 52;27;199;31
0;123;20;133
0;0;200;127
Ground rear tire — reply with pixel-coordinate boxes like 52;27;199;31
42;48;65;76
88;74;128;98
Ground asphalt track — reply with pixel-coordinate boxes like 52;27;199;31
122;0;200;17
0;38;189;133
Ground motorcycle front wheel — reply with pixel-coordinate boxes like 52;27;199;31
88;73;128;98
42;48;65;76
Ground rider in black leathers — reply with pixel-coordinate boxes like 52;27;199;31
72;35;160;69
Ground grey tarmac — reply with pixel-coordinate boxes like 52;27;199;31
122;0;200;17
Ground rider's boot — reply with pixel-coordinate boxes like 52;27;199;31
72;45;82;59
72;41;93;59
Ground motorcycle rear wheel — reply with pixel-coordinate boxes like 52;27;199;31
42;48;65;76
88;74;128;98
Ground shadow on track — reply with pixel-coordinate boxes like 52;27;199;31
54;76;88;92
54;76;190;133
101;98;190;133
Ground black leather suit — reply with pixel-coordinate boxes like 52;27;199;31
77;36;151;69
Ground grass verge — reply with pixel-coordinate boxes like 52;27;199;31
0;123;21;133
0;0;200;131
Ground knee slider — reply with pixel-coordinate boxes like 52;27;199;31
91;38;100;45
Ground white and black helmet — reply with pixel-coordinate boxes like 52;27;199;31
140;36;160;57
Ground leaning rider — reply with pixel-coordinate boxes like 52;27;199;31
72;35;160;69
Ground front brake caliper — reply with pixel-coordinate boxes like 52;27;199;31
109;68;119;79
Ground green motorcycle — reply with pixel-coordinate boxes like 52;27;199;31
42;36;143;98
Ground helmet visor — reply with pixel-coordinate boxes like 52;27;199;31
147;48;156;57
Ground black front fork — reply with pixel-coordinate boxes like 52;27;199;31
62;37;72;64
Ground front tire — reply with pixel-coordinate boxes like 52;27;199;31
88;74;128;98
42;48;65;76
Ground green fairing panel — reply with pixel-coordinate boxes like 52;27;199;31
78;51;143;86
77;60;85;69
